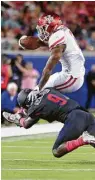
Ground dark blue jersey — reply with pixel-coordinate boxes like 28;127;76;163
27;88;80;123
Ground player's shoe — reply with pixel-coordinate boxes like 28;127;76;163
82;131;95;145
3;112;21;126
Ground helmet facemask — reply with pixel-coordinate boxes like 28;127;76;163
37;14;63;42
36;24;50;42
23;96;31;109
17;89;37;109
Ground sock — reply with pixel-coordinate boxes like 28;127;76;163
66;137;88;152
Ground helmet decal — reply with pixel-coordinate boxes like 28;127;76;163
45;15;54;24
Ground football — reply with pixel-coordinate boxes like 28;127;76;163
19;36;40;50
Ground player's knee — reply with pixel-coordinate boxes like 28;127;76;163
52;149;61;158
52;148;66;158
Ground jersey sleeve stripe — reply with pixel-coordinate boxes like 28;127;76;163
50;37;65;50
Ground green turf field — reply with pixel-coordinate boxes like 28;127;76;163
1;135;95;180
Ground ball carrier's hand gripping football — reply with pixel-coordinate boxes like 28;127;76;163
19;35;27;49
19;36;47;50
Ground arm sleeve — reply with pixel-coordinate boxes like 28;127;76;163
48;30;66;51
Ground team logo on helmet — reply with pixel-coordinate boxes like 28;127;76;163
45;15;54;24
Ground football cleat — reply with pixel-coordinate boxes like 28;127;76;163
82;131;95;145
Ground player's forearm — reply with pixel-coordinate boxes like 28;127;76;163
19;36;47;50
20;117;38;129
3;110;38;129
38;52;61;90
38;69;51;90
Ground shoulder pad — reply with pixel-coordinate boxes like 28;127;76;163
49;30;66;50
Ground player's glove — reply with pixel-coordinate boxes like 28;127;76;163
27;86;39;105
34;85;39;91
3;112;22;126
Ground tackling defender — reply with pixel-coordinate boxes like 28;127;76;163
3;88;95;157
19;13;85;93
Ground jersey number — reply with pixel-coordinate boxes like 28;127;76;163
47;94;67;106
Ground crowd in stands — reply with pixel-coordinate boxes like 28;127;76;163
1;82;19;123
85;65;95;109
1;1;95;51
1;54;39;92
1;54;39;124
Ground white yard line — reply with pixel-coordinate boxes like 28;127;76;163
2;145;92;149
2;159;95;162
2;179;68;180
2;178;63;180
2;152;51;154
2;179;64;180
2;140;53;144
2;152;95;155
2;168;95;171
2;146;51;148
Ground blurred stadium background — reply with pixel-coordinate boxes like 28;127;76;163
1;1;95;180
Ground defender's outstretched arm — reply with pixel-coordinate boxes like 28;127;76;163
20;116;39;129
3;112;39;129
